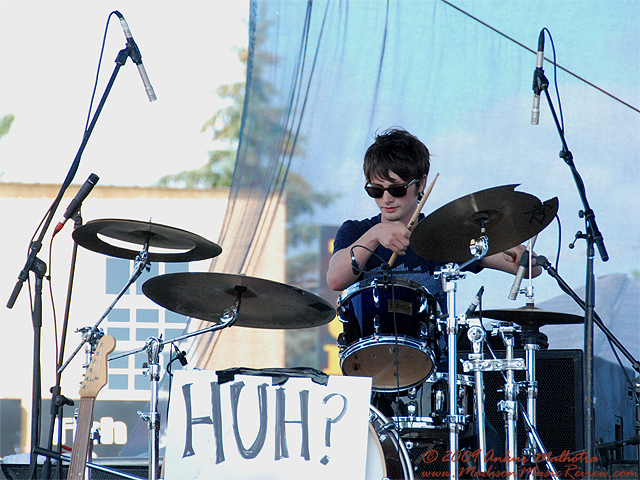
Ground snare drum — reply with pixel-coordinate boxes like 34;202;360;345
372;372;476;441
366;406;414;479
337;278;440;391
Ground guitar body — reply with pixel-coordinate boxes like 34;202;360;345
67;335;115;480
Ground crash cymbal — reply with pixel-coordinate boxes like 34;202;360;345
72;219;222;262
410;185;558;263
142;272;336;329
472;304;584;328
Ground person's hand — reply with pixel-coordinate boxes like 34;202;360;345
372;222;411;254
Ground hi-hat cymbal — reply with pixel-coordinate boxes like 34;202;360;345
72;219;222;262
472;304;584;328
410;185;558;263
142;272;336;329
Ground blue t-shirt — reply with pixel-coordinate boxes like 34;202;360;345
333;214;481;313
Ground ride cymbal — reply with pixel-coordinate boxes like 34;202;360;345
142;272;336;329
410;184;558;263
72;219;222;262
471;304;584;328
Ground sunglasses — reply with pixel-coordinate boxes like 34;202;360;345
364;178;419;198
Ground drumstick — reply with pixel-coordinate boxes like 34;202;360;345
388;173;439;267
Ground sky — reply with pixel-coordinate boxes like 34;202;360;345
1;0;638;310
0;0;250;187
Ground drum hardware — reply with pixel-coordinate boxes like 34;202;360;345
438;248;487;480
136;272;336;480
519;398;561;479
465;322;488;472
466;306;593;478
382;372;476;441
58;239;152;375
462;320;561;479
111;284;246;480
50;219;225;480
494;322;522;478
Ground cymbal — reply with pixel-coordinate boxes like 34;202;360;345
410;185;558;263
472;304;584;328
72;219;222;262
141;272;336;329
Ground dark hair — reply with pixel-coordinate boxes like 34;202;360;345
363;128;430;183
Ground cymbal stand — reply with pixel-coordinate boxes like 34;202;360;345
438;233;489;480
519;258;541;480
440;262;464;480
522;327;542;479
465;321;488;472
519;401;560;479
496;322;521;477
109;285;246;480
58;243;151;374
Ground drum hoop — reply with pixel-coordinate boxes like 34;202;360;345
339;276;430;304
368;406;414;480
339;335;434;360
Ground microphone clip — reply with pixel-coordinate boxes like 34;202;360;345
532;67;549;95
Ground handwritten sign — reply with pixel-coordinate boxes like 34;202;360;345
164;370;372;479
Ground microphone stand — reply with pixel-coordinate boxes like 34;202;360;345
42;212;83;480
5;44;142;480
537;70;609;475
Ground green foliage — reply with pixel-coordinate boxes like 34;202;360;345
155;29;335;300
0;114;15;141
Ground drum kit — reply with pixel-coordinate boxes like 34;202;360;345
333;184;578;479
56;184;578;480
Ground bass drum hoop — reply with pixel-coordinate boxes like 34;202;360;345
367;406;414;480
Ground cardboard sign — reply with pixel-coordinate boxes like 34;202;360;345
164;370;372;479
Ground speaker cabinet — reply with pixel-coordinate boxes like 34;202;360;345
405;349;637;476
482;348;584;456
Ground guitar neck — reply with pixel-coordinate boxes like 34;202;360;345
67;396;96;479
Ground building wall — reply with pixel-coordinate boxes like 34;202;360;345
0;183;286;456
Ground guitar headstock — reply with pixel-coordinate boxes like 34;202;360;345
79;335;116;398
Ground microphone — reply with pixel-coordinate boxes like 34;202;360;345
508;236;537;300
176;350;188;366
53;173;99;236
531;29;546;125
115;11;157;102
465;286;485;317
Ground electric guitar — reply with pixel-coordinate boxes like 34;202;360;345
67;335;116;480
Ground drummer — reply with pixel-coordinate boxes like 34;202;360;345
326;127;541;311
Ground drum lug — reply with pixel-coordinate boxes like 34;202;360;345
336;305;347;322
372;283;380;307
337;333;346;350
418;295;429;314
419;322;428;338
373;314;380;335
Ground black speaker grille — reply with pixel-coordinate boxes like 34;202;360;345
481;349;584;457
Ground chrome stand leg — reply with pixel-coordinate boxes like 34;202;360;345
467;326;487;472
